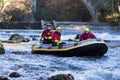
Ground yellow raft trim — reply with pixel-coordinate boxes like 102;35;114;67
3;43;33;46
32;41;106;51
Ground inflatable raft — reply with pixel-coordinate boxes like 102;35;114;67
32;39;108;57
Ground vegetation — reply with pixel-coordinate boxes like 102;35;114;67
0;0;10;22
104;0;120;25
105;12;120;25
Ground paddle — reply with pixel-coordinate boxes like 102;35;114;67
39;40;43;48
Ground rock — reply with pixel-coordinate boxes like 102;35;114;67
68;39;73;41
9;72;21;78
11;51;27;55
23;38;30;42
39;77;44;80
36;0;92;21
0;42;5;54
9;34;29;43
0;76;8;80
2;0;32;21
49;74;74;80
32;37;37;41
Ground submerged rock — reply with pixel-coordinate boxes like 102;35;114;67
49;74;74;80
9;34;29;43
11;51;27;55
9;72;21;78
39;77;44;80
0;76;8;80
0;42;5;54
32;37;37;41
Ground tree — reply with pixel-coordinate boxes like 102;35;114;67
105;0;120;25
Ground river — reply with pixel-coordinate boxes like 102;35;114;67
0;29;120;80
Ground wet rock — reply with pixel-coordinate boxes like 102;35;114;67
49;74;74;80
0;76;8;80
68;39;73;41
2;0;32;21
11;51;27;55
32;37;37;41
9;34;29;43
0;42;5;54
9;72;21;78
39;77;44;80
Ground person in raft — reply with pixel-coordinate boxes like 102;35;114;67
40;23;53;44
52;27;62;46
75;27;96;42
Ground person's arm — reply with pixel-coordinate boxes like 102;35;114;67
40;31;46;41
90;33;96;38
74;34;80;42
79;34;84;41
47;31;53;39
41;31;46;38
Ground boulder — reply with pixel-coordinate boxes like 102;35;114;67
0;76;8;80
0;42;5;54
49;74;74;80
9;72;21;78
9;34;29;43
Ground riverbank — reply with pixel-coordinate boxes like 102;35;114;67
0;20;119;31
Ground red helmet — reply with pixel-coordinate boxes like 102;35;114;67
46;23;52;26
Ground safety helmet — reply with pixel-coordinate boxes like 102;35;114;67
45;23;52;30
46;23;52;26
84;27;89;33
56;27;62;30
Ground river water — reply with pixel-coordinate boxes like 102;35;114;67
0;29;120;80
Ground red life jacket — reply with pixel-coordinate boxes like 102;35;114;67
52;31;61;41
41;30;53;39
79;32;96;41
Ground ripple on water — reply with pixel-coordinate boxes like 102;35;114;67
0;30;120;80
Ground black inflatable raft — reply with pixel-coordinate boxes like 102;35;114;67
32;39;108;57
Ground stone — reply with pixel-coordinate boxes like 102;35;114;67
0;76;8;80
49;74;74;80
2;0;32;21
11;51;27;55
32;37;37;41
39;77;44;80
9;72;21;78
0;42;5;54
36;0;92;21
9;34;29;43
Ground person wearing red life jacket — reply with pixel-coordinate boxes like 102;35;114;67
52;27;62;46
75;27;96;42
40;24;53;44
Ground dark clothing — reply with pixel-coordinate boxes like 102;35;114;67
52;42;58;46
79;32;96;41
43;39;52;44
